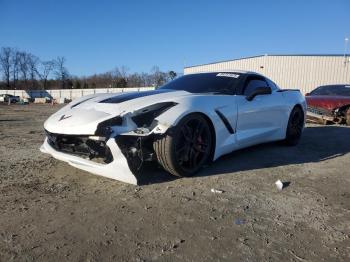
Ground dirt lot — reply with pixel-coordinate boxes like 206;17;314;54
0;104;349;261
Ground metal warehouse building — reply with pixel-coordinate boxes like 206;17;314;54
184;54;350;94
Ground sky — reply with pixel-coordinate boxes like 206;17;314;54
1;0;349;76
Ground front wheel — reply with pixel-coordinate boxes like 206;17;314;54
284;106;304;146
153;114;213;177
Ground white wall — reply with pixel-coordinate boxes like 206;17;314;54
0;87;155;100
184;55;350;94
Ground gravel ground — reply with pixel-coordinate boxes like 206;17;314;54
0;104;349;261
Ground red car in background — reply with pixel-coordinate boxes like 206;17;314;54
306;84;350;125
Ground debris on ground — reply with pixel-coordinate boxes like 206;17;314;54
234;219;246;225
211;188;224;194
275;180;291;191
275;180;284;191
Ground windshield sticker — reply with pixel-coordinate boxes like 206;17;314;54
216;73;240;78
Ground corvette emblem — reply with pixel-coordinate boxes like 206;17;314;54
59;114;72;121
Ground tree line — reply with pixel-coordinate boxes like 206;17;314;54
0;47;178;90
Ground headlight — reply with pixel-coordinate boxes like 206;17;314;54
95;116;123;136
131;102;177;128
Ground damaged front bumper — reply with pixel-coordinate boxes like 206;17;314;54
306;111;334;122
306;106;343;124
40;136;139;185
306;106;336;123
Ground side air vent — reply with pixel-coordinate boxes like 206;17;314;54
215;109;235;134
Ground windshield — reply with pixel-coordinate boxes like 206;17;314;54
159;72;242;94
310;85;350;96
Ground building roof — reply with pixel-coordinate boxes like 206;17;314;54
185;69;254;75
185;54;350;69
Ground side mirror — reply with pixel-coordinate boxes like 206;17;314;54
246;86;271;101
305;93;310;96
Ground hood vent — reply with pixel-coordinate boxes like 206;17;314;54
99;89;174;104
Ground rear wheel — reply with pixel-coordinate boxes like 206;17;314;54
284;106;304;146
153;114;213;177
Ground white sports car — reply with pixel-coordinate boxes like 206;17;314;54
41;71;306;184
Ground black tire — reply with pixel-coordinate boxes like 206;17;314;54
284;106;304;146
153;114;213;177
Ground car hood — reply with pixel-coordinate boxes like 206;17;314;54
44;89;191;135
306;95;350;111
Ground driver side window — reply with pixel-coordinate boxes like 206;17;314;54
243;78;270;96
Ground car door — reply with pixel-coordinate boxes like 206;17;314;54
235;76;286;148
